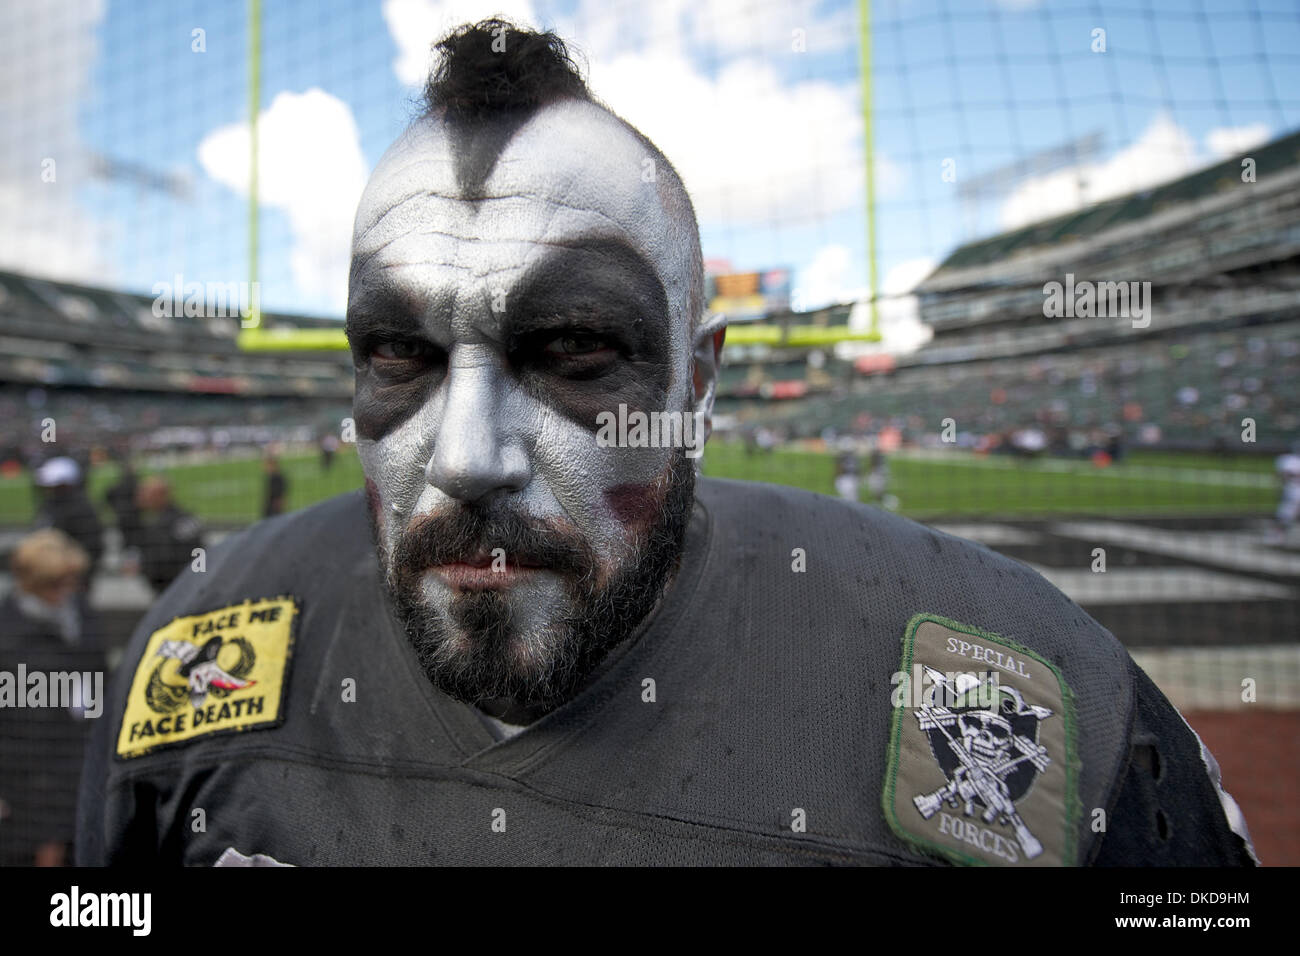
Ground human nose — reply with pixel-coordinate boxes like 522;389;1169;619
423;346;530;504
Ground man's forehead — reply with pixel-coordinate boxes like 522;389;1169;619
352;99;672;267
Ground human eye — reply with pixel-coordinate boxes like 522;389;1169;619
372;339;435;361
522;329;623;382
541;333;614;357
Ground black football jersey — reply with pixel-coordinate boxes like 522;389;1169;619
76;478;1255;866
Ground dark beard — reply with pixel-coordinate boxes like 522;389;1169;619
372;449;696;715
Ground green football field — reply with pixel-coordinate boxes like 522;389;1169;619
703;442;1278;518
0;441;1279;527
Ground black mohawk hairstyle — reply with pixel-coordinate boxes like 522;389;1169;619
421;18;591;121
415;18;706;330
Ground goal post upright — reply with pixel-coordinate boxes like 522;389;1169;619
235;3;885;353
246;0;261;332
857;0;880;342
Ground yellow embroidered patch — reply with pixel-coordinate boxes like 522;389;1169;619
116;596;299;760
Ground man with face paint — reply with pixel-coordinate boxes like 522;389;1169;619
78;21;1255;867
347;22;711;733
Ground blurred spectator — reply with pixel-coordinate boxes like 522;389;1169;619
1106;429;1125;464
867;449;891;504
104;453;142;552
33;456;104;575
264;455;288;518
0;529;104;866
135;476;203;593
1010;427;1047;457
834;448;861;502
1274;448;1300;542
320;433;339;472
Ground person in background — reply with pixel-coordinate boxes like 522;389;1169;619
134;475;203;594
263;455;288;518
33;456;103;575
833;446;861;502
867;448;891;506
320;433;339;472
104;449;142;555
1273;446;1300;543
0;529;104;866
1105;428;1125;464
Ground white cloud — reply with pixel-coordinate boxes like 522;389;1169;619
657;0;841;57
560;0;851;62
794;244;853;312
198;89;368;313
796;247;934;355
578;0;893;224
798;249;935;311
0;180;115;284
0;0;111;283
881;256;936;297
382;0;542;87
851;257;936;356
588;52;867;225
1205;122;1270;159
998;113;1201;231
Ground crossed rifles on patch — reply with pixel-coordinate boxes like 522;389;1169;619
911;666;1053;860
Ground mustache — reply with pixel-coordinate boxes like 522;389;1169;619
391;502;596;580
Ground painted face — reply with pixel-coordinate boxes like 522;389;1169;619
348;99;709;714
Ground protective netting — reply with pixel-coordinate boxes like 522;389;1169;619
1;0;1297;865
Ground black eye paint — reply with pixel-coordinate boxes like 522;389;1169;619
353;371;443;444
347;284;450;442
348;235;676;444
507;239;673;431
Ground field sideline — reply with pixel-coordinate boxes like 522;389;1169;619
0;442;1280;526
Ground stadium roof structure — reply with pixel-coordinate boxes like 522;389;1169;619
0;269;352;397
922;128;1300;281
0;269;344;344
907;124;1300;367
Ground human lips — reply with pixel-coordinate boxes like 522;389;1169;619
429;551;546;590
394;505;593;592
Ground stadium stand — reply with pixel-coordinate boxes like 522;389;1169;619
714;130;1300;455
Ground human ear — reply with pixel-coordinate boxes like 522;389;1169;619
689;311;727;445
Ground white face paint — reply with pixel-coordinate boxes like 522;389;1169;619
348;99;711;667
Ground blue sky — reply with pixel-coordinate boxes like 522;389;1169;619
3;0;1298;334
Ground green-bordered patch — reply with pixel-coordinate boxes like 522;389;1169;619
883;613;1079;866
